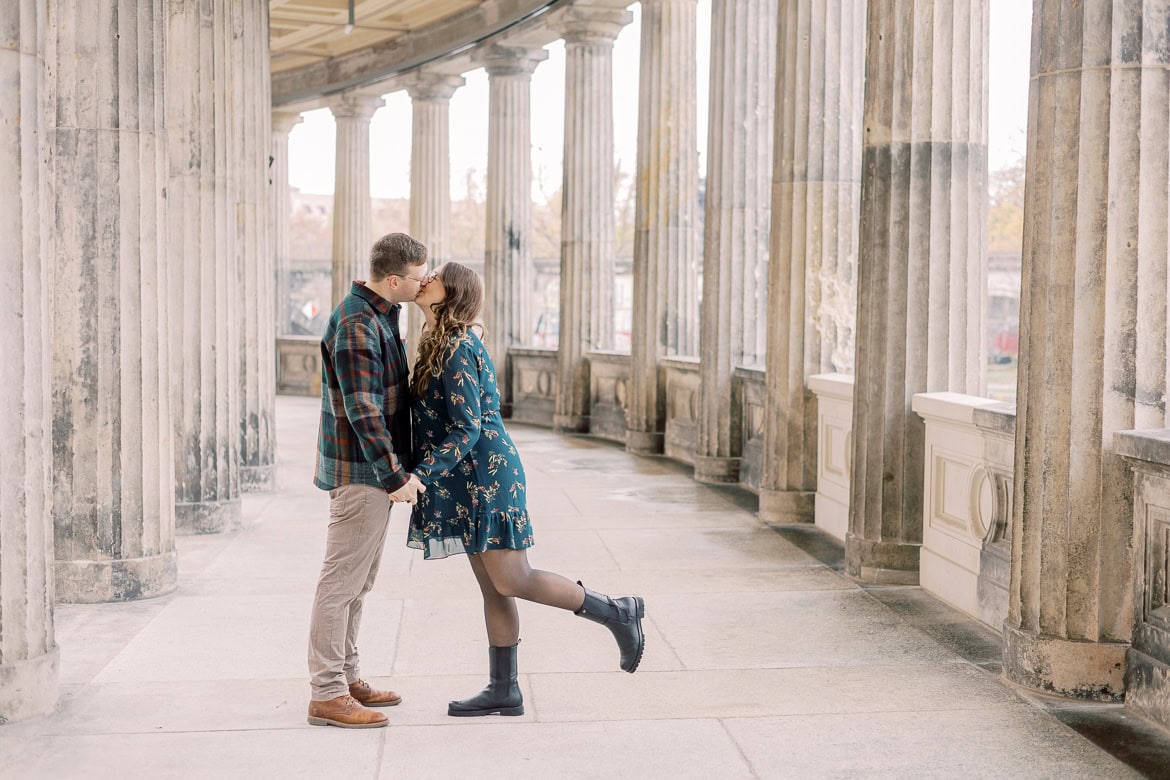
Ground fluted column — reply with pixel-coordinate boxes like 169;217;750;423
627;0;700;454
166;0;242;534
757;0;866;520
694;0;779;483
845;0;988;583
46;0;177;602
273;110;303;337
237;0;276;492
329;93;384;309
479;45;547;399
1003;0;1170;700
407;72;464;364
0;0;58;722
553;5;630;433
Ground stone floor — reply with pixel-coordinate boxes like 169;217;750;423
2;396;1167;779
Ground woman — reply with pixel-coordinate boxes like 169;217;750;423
406;262;645;717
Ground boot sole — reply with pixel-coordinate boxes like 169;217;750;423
447;705;524;717
307;716;388;728
624;597;646;674
358;699;402;707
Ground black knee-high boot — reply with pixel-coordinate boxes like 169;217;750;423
447;643;524;717
574;583;645;673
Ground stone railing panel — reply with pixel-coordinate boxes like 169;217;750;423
736;367;766;492
972;402;1016;632
808;374;854;541
588;351;631;444
509;348;558;427
277;337;322;397
663;358;701;465
913;392;1015;632
1116;429;1170;733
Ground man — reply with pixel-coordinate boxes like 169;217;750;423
307;232;429;729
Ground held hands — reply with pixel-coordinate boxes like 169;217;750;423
388;474;426;505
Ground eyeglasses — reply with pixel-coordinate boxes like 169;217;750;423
391;272;428;284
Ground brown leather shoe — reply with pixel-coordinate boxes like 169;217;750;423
349;679;402;707
307;694;388;728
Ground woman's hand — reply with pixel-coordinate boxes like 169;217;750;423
388;474;427;505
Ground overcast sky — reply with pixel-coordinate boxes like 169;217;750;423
288;0;1032;201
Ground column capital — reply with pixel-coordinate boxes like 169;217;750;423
272;110;304;135
326;93;385;121
474;44;549;78
404;71;466;102
554;5;632;45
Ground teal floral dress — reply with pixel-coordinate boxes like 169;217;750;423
407;329;534;559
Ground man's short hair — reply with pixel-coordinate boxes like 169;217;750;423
369;233;427;280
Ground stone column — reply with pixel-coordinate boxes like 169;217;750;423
757;0;866;519
845;0;988;583
479;45;547;391
407;72;465;363
166;0;242;534
553;4;631;433
0;0;58;723
329;93;384;309
45;0;177;602
237;0;276;492
627;0;700;454
273;110;303;337
694;0;779;484
1003;0;1170;700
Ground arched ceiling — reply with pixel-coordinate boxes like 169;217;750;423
269;0;563;106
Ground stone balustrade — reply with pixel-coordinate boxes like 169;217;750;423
509;348;559;427
807;374;854;542
663;358;702;464
277;337;323;398
913;393;1015;631
735;367;767;492
1115;430;1170;733
588;351;632;445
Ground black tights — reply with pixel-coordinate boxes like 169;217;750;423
466;549;586;647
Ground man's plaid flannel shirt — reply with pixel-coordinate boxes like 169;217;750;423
314;281;412;493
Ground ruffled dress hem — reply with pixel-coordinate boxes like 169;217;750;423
407;509;535;560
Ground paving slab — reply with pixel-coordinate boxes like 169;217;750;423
0;729;385;780
380;719;755;779
724;710;1143;779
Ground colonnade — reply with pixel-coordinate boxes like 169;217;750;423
1;0;275;720
6;0;1170;735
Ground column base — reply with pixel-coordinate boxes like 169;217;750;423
844;533;920;585
176;497;242;535
693;455;741;484
56;550;178;603
1002;623;1126;701
758;489;815;524
626;430;664;455
0;646;59;723
553;414;590;433
241;463;276;493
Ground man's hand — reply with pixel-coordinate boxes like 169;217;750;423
388;474;426;505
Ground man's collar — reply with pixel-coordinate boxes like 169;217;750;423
350;281;398;316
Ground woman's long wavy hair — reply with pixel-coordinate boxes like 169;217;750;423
411;262;485;398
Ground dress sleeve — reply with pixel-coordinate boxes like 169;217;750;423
331;316;409;492
413;335;482;483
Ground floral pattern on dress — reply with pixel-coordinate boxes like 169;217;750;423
407;330;534;559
